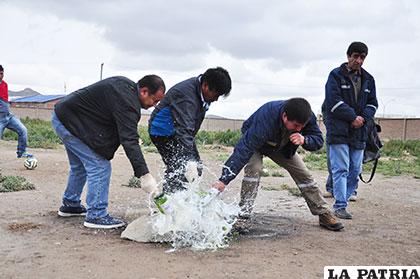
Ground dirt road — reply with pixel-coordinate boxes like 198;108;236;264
1;141;419;278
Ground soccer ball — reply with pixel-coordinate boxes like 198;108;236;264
24;157;38;170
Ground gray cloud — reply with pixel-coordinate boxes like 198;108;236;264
12;1;416;62
4;0;420;117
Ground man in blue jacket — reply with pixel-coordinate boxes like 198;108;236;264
323;42;378;219
149;67;231;193
212;98;344;231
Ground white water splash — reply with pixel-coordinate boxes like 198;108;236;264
150;177;240;250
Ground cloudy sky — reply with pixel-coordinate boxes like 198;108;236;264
1;0;420;118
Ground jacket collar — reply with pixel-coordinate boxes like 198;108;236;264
279;102;286;129
339;63;367;80
197;75;210;111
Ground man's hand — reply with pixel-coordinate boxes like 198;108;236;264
351;116;365;128
140;173;158;196
185;161;199;183
289;133;305;145
211;181;226;192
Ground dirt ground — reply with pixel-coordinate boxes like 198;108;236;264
1;140;419;279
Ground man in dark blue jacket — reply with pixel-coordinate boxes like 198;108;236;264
323;42;378;219
212;98;343;231
149;67;231;193
53;75;165;229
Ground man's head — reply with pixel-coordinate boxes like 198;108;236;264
137;75;166;109
201;67;232;103
346;41;368;71
0;65;4;82
282;98;312;132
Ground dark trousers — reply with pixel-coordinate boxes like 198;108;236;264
151;136;198;193
326;144;333;194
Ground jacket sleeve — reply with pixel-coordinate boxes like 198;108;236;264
219;113;270;185
325;73;357;122
301;113;324;151
192;141;201;162
171;90;200;158
113;101;149;178
361;78;378;120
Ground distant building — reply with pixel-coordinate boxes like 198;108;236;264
8;88;42;101
10;95;65;109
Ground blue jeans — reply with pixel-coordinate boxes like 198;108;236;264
326;143;358;196
329;144;363;211
51;112;111;219
0;102;28;157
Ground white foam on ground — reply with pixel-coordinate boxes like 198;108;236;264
150;177;240;250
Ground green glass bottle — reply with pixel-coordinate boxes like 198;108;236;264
154;193;172;214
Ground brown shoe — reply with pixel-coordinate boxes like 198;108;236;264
319;212;344;231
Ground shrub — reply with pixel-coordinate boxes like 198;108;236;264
196;130;241;147
3;117;61;148
138;126;152;146
122;176;141;188
381;140;420;157
0;170;35;192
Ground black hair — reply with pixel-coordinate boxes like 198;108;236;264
0;65;3;72
283;98;312;124
347;42;368;56
137;75;165;95
201;67;232;97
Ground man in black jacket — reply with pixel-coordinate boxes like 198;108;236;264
149;67;231;193
52;75;165;229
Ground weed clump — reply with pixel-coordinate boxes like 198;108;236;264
122;176;141;188
0;170;35;192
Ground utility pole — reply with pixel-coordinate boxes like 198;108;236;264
100;63;104;80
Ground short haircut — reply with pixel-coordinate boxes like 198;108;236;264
137;75;165;95
283;98;312;124
201;67;232;97
347;42;368;56
0;65;3;72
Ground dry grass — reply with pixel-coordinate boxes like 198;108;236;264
8;222;43;232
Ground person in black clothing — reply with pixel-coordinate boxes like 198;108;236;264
52;75;165;229
149;67;231;193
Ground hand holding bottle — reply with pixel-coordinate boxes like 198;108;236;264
140;173;158;196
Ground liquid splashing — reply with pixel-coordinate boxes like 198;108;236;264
150;177;240;250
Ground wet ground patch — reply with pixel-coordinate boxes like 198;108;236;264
237;213;300;239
